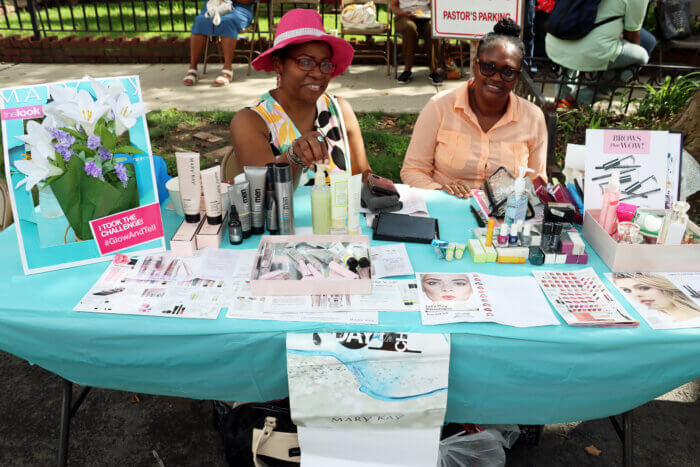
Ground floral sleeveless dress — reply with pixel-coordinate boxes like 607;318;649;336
247;92;351;183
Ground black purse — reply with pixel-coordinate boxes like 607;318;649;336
213;399;300;467
656;0;692;40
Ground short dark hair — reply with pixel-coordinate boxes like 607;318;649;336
476;18;525;64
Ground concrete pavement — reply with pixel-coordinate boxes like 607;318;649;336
0;62;464;113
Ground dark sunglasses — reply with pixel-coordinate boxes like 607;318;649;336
476;59;520;82
290;55;336;75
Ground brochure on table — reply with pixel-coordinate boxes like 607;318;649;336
605;272;700;329
417;272;560;327
287;332;449;466
583;129;681;212
1;76;164;275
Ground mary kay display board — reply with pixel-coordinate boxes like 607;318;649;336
1;76;165;274
432;0;523;39
583;129;682;212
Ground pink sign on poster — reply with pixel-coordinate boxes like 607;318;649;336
603;130;651;154
1;105;44;120
89;203;164;255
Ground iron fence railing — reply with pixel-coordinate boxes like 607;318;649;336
0;0;343;39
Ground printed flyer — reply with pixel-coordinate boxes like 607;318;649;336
1;76;164;274
287;332;450;466
417;272;560;327
606;272;700;329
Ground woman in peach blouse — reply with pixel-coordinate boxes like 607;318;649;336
401;19;547;198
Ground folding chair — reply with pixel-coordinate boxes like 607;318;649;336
340;0;392;75
202;1;264;76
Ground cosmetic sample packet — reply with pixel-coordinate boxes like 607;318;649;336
75;262;224;319
287;333;449;466
370;243;415;278
225;281;378;324
605;272;700;329
533;268;638;327
129;253;195;282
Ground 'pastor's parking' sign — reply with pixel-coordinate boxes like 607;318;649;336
432;0;522;39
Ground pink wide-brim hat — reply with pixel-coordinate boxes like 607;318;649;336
252;9;354;78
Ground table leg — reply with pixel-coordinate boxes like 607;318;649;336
57;379;72;467
623;410;632;467
56;377;92;467
608;410;633;467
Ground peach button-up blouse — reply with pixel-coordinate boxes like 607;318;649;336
400;81;548;190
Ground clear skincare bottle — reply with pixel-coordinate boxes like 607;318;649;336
311;164;332;234
504;166;534;225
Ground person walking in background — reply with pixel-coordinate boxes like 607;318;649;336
545;0;651;106
390;0;443;85
183;0;256;87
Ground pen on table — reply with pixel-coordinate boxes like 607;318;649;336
470;205;485;227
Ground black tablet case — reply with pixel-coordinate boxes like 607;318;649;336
371;212;439;244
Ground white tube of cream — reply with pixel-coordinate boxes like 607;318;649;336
175;152;201;223
330;172;348;234
201;166;222;225
347;174;362;234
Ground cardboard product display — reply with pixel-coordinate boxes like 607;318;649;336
249;235;372;296
196;212;228;250
1;75;165;274
170;216;206;257
583;210;700;272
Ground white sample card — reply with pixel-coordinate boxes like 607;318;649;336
225;281;378;325
75;262;225;319
287;332;450;466
584;130;672;211
417;273;560;327
189;247;257;281
606;272;700;329
533;268;638;327
262;279;419;313
370;243;415;278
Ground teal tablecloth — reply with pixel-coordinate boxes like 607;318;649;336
0;187;698;424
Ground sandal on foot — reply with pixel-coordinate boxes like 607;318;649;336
214;69;233;87
183;69;198;86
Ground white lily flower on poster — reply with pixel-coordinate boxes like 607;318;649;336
14;152;63;191
17;120;55;161
88;76;126;105
57;90;108;136
45;84;79;128
113;92;147;135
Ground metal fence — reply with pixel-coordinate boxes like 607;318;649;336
0;0;343;39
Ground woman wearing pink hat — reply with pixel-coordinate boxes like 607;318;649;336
231;9;371;185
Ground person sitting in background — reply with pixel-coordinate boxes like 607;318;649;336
545;0;651;106
230;9;371;188
390;0;443;85
400;19;547;198
183;0;255;87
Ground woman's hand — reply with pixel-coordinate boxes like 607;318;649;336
288;131;330;169
442;182;472;198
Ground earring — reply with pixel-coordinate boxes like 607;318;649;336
276;72;281;88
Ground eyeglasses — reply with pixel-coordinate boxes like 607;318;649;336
476;59;520;82
290;55;337;75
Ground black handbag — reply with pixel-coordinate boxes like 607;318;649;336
213;399;300;467
656;0;692;40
